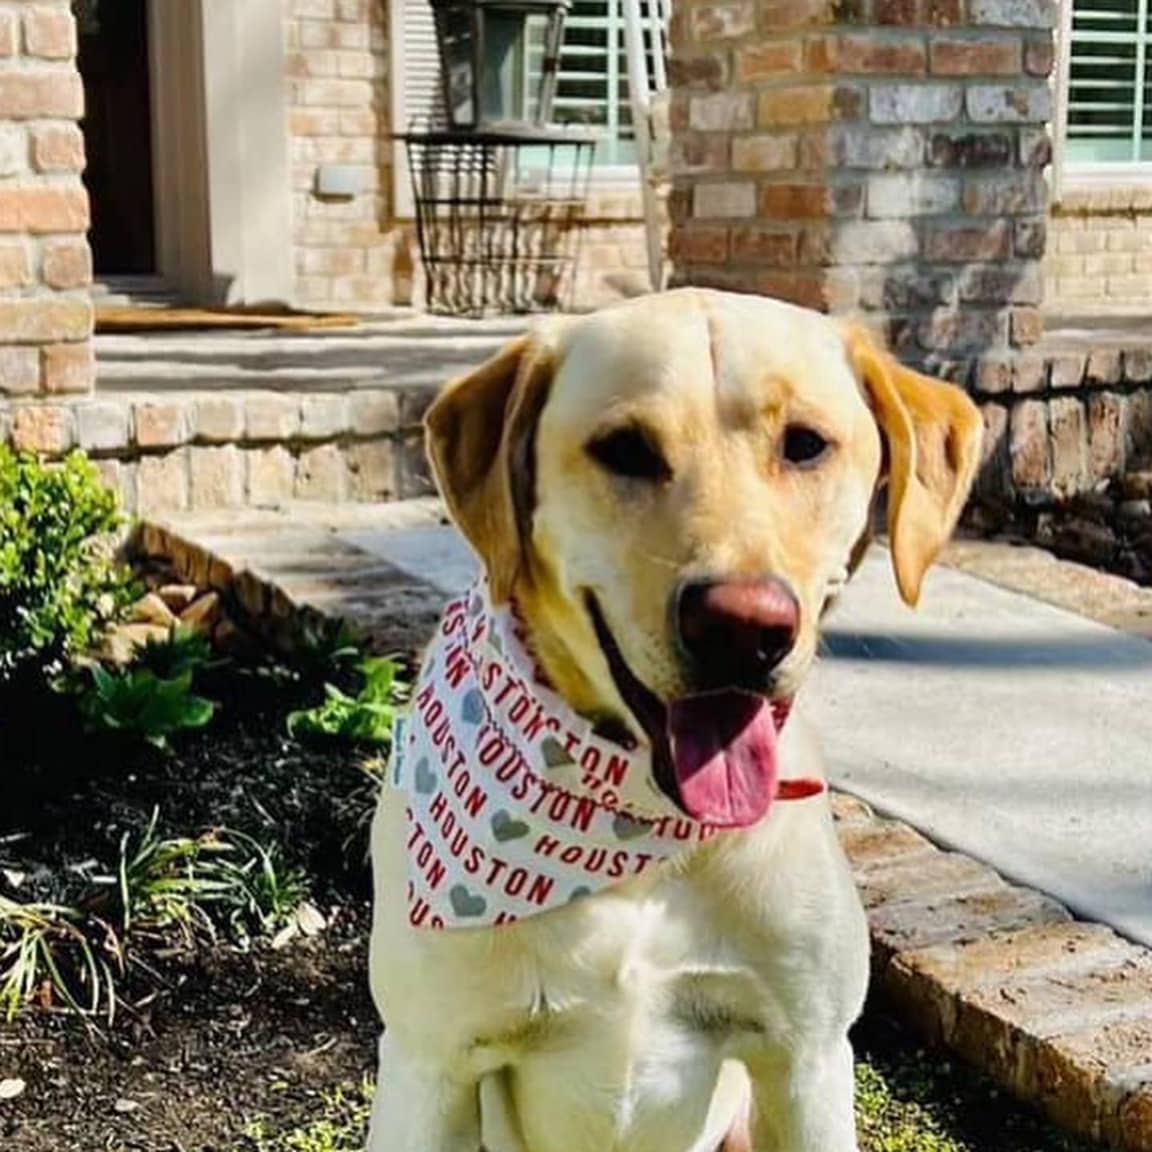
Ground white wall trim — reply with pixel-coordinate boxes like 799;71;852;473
389;0;418;220
1051;0;1073;204
1063;164;1152;185
148;0;294;306
148;0;211;301
200;0;294;306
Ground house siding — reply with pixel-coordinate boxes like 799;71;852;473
667;0;1065;502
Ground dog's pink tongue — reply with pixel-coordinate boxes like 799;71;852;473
667;692;780;827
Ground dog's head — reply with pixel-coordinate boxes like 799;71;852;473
426;289;982;822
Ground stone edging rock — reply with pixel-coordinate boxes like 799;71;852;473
132;508;1152;1152
945;536;1152;638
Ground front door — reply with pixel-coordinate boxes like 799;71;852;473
74;0;156;275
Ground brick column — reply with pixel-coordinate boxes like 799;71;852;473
668;0;1054;394
0;0;93;451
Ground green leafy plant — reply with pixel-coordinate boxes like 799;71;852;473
283;615;362;683
114;810;219;938
115;813;306;944
0;810;313;1021
129;624;222;681
0;897;120;1022
0;447;133;685
287;656;408;744
76;665;215;749
197;831;308;941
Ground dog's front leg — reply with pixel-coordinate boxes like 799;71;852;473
367;1032;482;1152
745;1037;858;1152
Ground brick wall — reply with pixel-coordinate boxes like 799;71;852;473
284;0;646;312
0;0;92;412
668;0;1054;392
571;191;654;306
285;0;402;311
1045;186;1152;316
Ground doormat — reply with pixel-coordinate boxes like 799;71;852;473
95;307;361;333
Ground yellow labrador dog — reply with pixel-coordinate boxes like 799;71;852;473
367;288;982;1152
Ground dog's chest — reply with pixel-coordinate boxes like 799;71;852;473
461;897;769;1152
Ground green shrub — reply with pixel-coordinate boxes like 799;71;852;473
76;665;216;750
0;447;132;684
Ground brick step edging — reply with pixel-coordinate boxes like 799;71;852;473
1;386;442;513
835;793;1152;1151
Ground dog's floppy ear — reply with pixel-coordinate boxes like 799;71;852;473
424;333;556;602
846;328;983;607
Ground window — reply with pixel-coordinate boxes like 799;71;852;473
392;0;636;173
526;0;636;168
1064;0;1152;164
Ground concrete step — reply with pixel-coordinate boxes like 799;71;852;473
132;497;453;654
94;316;522;395
0;313;530;514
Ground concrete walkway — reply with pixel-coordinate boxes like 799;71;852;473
808;552;1152;948
344;521;1152;948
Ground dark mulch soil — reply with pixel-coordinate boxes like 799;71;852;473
0;660;393;1152
3;932;376;1152
2;661;386;902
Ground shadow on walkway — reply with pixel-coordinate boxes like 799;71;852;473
822;629;1152;670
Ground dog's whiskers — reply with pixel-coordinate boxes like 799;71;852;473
638;549;680;571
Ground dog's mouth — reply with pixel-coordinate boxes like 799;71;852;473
585;593;821;827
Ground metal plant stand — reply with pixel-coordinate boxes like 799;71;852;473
400;123;599;316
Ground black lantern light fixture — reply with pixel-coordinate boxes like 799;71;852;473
431;0;571;132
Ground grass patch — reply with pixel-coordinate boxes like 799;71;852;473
857;1059;984;1152
118;812;310;945
238;1081;373;1152
855;1014;1095;1152
0;897;119;1021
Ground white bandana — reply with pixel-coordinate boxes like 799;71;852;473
388;581;816;929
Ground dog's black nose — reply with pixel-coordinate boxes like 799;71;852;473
677;577;800;690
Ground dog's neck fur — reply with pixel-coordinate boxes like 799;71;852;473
510;577;631;739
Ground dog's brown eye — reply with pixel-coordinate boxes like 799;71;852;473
587;427;672;483
782;425;831;468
